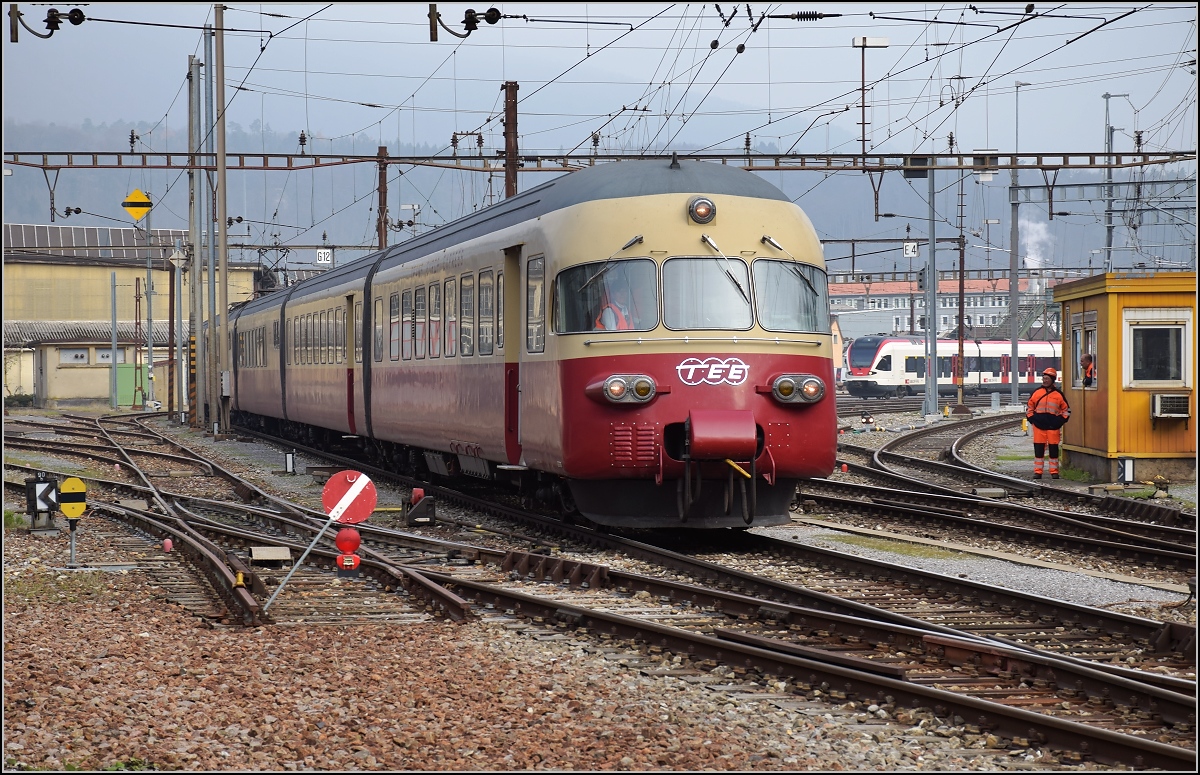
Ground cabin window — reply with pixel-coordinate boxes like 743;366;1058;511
373;298;384;362
526;256;546;352
554;258;656;333
496;272;504;349
428;283;442;358
390;293;402;361
1070;310;1098;389
444;278;457;357
335;307;345;364
401;290;413;360
319;310;328;364
663;256;751;330
478;270;494;356
354;301;363;364
414;286;426;359
460;274;475;356
1124;308;1191;388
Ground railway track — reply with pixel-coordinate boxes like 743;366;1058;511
87;483;1200;768
6;412;1196;768
821;417;1195;575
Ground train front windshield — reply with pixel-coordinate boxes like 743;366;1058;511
752;260;830;332
847;338;881;368
554;256;831;333
555;258;658;333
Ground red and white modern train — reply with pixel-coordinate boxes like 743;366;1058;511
843;335;1060;398
226;159;837;529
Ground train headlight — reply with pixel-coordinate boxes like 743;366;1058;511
631;377;656;400
773;377;797;401
604;377;628;401
688;197;716;224
799;376;825;401
601;374;656;403
772;374;825;403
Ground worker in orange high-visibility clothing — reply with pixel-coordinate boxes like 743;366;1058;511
1026;367;1071;479
594;283;635;331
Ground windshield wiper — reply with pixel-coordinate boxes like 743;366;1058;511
699;234;750;304
762;234;819;299
579;234;644;293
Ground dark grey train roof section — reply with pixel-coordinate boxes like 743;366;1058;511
240;160;791;315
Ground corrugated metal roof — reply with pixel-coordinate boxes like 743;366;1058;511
3;320;185;348
4;223;187;259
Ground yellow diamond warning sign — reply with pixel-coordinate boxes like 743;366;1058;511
122;189;152;221
59;477;87;518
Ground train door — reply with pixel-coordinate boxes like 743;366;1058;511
1025;354;1037;384
1000;353;1011;385
502;245;523;464
344;295;357;435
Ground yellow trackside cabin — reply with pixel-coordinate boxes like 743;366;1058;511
1054;271;1196;484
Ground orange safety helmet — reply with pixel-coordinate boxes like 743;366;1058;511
1042;367;1058;379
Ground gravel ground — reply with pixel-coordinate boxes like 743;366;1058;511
3;408;1193;770
0;528;1126;773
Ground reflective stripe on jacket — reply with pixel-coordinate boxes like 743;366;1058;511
1027;386;1070;430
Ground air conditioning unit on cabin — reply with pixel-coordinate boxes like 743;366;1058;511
1151;394;1191;419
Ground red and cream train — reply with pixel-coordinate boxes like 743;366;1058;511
227;159;837;529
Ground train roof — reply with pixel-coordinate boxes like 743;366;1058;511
236;160;791;315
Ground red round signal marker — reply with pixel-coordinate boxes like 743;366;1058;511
335;528;361;554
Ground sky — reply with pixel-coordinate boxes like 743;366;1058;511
2;2;1197;268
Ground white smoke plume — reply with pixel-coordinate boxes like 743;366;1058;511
1018;218;1054;269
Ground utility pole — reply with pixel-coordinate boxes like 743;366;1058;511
145;199;154;410
205;24;218;431
1009;81;1030;406
924;159;938;418
953;144;970;415
376;145;389;249
503;81;518;198
1102;92;1128;273
852;37;889;163
215;4;231;434
188;54;205;427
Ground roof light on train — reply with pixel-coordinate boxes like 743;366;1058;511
689;197;716;224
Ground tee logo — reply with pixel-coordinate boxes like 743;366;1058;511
676;357;749;386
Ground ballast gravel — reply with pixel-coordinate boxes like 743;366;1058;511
2;527;1119;772
3;408;1191;770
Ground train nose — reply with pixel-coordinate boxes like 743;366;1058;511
687;409;758;460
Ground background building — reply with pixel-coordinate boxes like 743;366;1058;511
3;224;260;409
